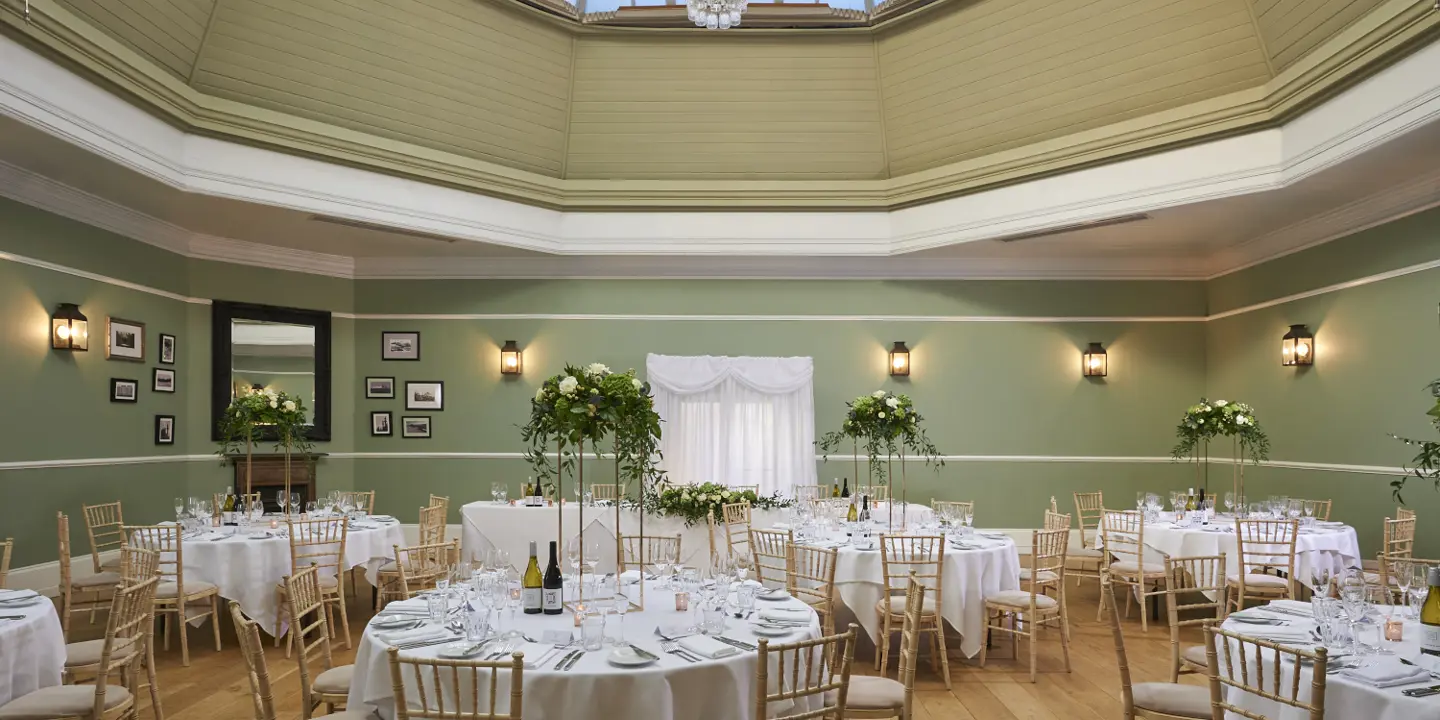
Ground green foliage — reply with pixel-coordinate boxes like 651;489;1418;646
641;482;793;527
215;388;314;461
1390;379;1440;503
520;363;665;493
817;390;944;483
1169;398;1270;464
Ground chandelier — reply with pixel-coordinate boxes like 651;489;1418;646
687;0;747;29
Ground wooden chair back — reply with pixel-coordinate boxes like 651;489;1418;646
1163;555;1226;678
1025;529;1068;604
618;534;681;574
86;576;159;719
860;486;889;502
121;546;161;584
878;535;944;608
386;648;525;719
750;528;792;588
1382;516;1416;558
1099;510;1146;571
755;624;857;720
230;602;279;720
1073;492;1104;549
123;524;187;590
83;501;125;573
1204;623;1328;720
895;576;925;715
589;484;619;502
285;565;337;709
1301;499;1331;521
394;540;458;599
1234;519;1298;595
1043;510;1071;532
0;538;10;589
428;494;450;517
793;485;822;502
787;544;838;634
1397;507;1416;523
286;518;349;581
352;491;377;514
1104;583;1143;716
722;501;752;557
419;504;448;545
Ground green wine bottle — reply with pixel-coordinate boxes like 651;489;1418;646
522;541;543;614
1422;567;1440;656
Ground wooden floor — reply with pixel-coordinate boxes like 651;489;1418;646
61;579;1208;720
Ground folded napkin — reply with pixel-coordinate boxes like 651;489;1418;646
620;570;644;584
1341;658;1431;688
976;532;1008;539
0;589;39;601
511;642;553;667
678;635;739;659
1267;600;1317;617
377;626;450;646
371;515;397;522
759;609;809;622
386;599;430;612
1228;627;1317;643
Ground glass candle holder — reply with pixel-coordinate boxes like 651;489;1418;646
675;591;690;612
1385;618;1404;642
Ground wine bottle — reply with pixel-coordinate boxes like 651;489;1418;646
860;494;871;522
542;540;563;615
222;491;236;526
1422;567;1440;656
1185;489;1197;512
846;500;858;522
832;480;840;498
522;541;543;614
841;477;850;498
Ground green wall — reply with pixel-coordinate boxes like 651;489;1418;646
3;196;1439;567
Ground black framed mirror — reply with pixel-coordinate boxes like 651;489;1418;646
211;300;332;441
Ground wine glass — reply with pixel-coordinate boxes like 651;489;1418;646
1135;492;1146;511
1368;584;1395;654
1286;500;1302;523
1222;492;1234;515
1339;574;1368;651
290;493;302;517
613;593;630;639
651;543;672;590
276;490;289;516
566;537;583;584
174;497;186;521
733;551;753;583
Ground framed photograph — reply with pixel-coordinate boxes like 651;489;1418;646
159;334;176;365
401;416;432;439
371;411;392;436
106;317;145;362
110;378;138;403
154;415;175;445
382;331;420;361
153;368;176;393
405;381;444;411
365;377;395;399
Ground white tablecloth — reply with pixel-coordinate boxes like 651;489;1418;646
162;519;405;635
0;592;65;706
1219;606;1439;720
828;533;1020;658
461;502;934;574
348;581;825;720
1143;520;1361;585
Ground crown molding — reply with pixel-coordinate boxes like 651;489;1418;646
1;0;1435;211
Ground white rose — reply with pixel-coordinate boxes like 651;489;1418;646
681;492;691;501
283;400;296;412
885;397;898;409
534;387;545;402
1236;415;1248;425
269;399;278;409
586;363;610;376
632;378;643;390
722;490;731;499
878;411;886;418
559;376;578;396
872;391;887;399
1214;400;1227;407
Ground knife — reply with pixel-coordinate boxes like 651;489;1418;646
716;636;757;651
624;643;661;661
561;651;586;671
552;649;579;670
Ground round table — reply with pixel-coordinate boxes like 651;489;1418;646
152;516;404;635
0;591;65;706
348;581;824;720
1143;519;1360;586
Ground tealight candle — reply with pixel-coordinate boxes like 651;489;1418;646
269;519;279;530
675;591;689;611
1385;618;1403;641
573;604;586;627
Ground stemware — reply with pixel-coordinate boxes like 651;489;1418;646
1135;492;1146;512
1338;574;1369;654
1369;584;1397;654
276;490;289;516
613;593;630;639
174;497;186;520
1394;560;1413;617
1222;492;1234;515
652;543;674;590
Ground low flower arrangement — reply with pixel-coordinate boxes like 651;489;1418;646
641;482;792;526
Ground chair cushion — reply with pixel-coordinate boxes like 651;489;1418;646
64;638;137;668
1110;560;1164;575
1019;569;1059;583
277;575;340;592
71;572;121;589
99;557;122;572
378;560;397;572
1182;644;1210;668
845;676;905;709
986;590;1058;610
325;713;379;720
1131;682;1211;718
313;664;355;695
1363;572;1401;586
157;580;217;598
0;685;132;719
1229;573;1289;589
1069;547;1104;559
875;594;935;616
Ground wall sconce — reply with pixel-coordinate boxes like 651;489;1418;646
500;340;523;375
888;341;910;377
1281;324;1314;366
1082;342;1107;377
51;303;89;351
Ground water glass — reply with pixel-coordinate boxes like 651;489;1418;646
1354;621;1381;657
701;599;727;635
427;593;448;624
736;583;757;617
464;609;490;644
581;614;605;651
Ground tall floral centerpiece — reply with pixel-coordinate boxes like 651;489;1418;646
818;390;943;529
1170;399;1269;504
521;363;663;609
216;388;313;508
1390;379;1440;502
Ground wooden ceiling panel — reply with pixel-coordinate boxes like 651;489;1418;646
55;0;214;79
1251;0;1380;71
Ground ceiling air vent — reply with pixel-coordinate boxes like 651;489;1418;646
993;213;1150;243
308;215;459;244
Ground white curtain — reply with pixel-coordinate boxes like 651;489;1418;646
646;354;816;497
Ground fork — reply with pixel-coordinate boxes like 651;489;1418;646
660;640;701;663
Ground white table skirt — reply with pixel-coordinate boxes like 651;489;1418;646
831;535;1020;658
0;594;65;706
347;582;826;720
1142;521;1361;584
148;520;404;635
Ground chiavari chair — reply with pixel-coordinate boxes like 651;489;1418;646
57;513;120;640
1367;516;1416;590
754;624;857;720
64;547;158;682
276;517;351;655
876;535;950;689
749;528;792;589
787;544;838;637
230;602;374;720
284;566;356;718
1042;509;1071;533
1098;509;1166;632
618;534;681;574
0;576;159;720
1204;622;1329;720
845;576;923;719
376;504;447;609
0;538;9;589
1229;519;1299;612
123;524;221;666
1160;555;1226;683
860;485;890;502
83;502;126;575
1397;506;1416;523
351;491;377;515
980;528;1071;682
1029;511;1072;620
381;540;458;607
1069;492;1106;589
428;494;450;517
1104;583;1211;719
1301;499;1331;521
721;501;752;559
588;484;619;503
386;648;525;720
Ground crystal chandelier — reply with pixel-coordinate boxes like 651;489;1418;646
687;0;747;29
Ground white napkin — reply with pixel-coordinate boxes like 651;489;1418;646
0;589;39;601
1341;658;1430;687
759;609;809;622
1267;600;1316;617
976;532;1008;539
510;642;552;667
377;625;450;646
1228;626;1316;643
385;599;431;613
620;570;644;584
678;635;740;659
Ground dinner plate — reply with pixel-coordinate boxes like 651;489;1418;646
438;642;487;659
752;625;793;637
608;647;658;667
757;590;792;601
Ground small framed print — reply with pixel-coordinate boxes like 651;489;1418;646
365;377;395;399
154;415;175;445
110;378;138;403
405;381;444;411
106;317;145;362
382;331;420;361
401;416;431;439
153;368;176;393
371;411;392;436
159;334;176;365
